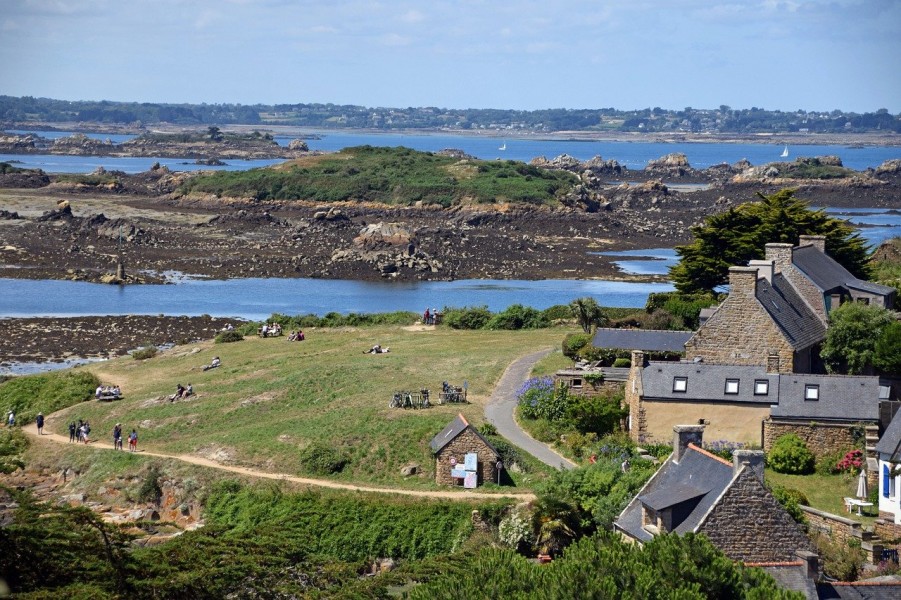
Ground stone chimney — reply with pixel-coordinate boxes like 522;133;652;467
765;243;793;273
733;449;765;481
796;550;819;580
766;353;781;373
728;266;759;298
748;259;774;284
631;350;646;369
672;425;704;463
799;234;826;253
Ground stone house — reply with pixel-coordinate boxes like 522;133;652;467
614;424;812;563
430;414;500;487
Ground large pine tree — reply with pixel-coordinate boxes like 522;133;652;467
670;189;871;294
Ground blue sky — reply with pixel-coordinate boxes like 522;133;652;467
2;0;899;113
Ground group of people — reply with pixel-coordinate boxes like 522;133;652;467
259;323;283;337
68;419;92;444
111;423;139;451
287;330;305;342
422;308;441;325
169;383;193;402
95;385;122;399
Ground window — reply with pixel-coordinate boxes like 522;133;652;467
724;379;740;395
804;384;819;401
673;377;688;393
885;464;892;498
571;378;582;388
754;380;769;395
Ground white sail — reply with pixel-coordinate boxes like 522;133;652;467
499;142;506;151
781;145;789;158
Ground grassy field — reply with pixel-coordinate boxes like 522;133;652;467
43;326;572;490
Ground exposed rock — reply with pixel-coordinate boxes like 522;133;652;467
400;463;420;476
647;152;690;169
876;159;901;175
288;139;309;151
312;207;348;221
436;148;476;160
353;222;413;251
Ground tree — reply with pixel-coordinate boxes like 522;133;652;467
569;297;607;333
670;189;870;294
820;302;896;374
207;126;223;141
874;321;901;376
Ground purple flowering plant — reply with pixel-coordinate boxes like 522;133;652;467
516;376;566;421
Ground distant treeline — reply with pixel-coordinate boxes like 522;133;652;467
2;95;899;134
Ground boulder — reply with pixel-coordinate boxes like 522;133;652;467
288;139;309;151
354;222;413;251
400;463;420;476
647;152;690;169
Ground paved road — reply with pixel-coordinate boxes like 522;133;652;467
485;348;577;470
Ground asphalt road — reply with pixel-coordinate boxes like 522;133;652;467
485;348;577;471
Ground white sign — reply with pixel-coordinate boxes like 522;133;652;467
464;452;478;471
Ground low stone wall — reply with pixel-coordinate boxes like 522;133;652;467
801;506;884;564
875;519;901;547
555;372;622;398
763;419;858;458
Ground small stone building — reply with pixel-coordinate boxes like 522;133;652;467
430;414;500;487
615;425;812;563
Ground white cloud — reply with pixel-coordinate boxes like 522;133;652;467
379;32;412;47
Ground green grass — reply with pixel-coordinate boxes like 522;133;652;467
766;469;876;524
180;145;578;206
529;348;573;378
0;370;99;426
50;326;571;490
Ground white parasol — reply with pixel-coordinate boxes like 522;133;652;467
856;469;868;500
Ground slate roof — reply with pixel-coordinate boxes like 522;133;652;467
592;328;693;353
875;409;901;461
429;413;499;456
615;444;734;543
771;374;882;422
640;362;778;404
757;564;817;600
755;273;827;350
794;245;896;297
817;579;901;600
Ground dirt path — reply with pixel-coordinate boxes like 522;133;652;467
23;413;535;502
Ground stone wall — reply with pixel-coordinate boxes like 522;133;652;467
555;372;621;399
434;428;499;487
763;419;859;458
802;505;886;564
875;519;901;547
641;400;769;445
626;352;646;442
700;467;812;562
684;267;796;372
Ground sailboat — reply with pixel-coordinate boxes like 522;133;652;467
780;145;789;158
498;142;506;151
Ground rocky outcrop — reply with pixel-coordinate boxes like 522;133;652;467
288;139;309;151
875;159;901;176
353;222;413;251
645;152;699;178
52;133;115;155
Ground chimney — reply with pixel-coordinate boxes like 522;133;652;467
766;353;781;373
765;243;793;273
672;425;704;463
728;266;759;298
748;259;774;284
733;449;765;481
631;350;646;369
795;550;819;580
799;234;826;253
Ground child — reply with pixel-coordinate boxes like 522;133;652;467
128;429;138;452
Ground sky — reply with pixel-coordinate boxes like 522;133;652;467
1;0;899;113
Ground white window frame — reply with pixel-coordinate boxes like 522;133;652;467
724;379;740;395
754;380;769;395
673;377;688;393
805;384;819;401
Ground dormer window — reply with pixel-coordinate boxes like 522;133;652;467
805;384;819;401
754;380;769;395
724;379;739;395
673;377;688;393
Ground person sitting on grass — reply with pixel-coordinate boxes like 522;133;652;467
203;356;221;371
365;344;390;354
184;383;193;397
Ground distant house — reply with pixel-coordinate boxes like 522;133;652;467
430;414;500;487
592;328;693;354
615;424;812;563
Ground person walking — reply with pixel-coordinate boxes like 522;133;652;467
81;421;91;444
113;423;123;450
6;410;14;427
128;429;138;452
68;421;76;442
36;413;44;435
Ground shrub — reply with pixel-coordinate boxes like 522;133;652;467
834;449;865;474
441;306;492;330
214;330;244;343
485;304;549;330
478;422;498;437
562;333;592;359
768;434;815;474
541;304;573;322
137;465;163;504
612;358;631;368
516;377;567;422
299;442;348;475
131;345;158;360
769;485;809;524
564;391;627;436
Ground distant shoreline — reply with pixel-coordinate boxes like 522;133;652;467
7;121;901;147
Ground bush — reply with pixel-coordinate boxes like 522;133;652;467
612;358;631;368
541;304;573;322
299;442;348;475
478;423;498;437
441;306;492;330
768;434;815;475
131;345;158;360
564;391;627;436
485;304;549;330
137;465;163;504
516;377;567;422
769;485;809;523
834;449;865;474
215;330;244;344
562;333;592;359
